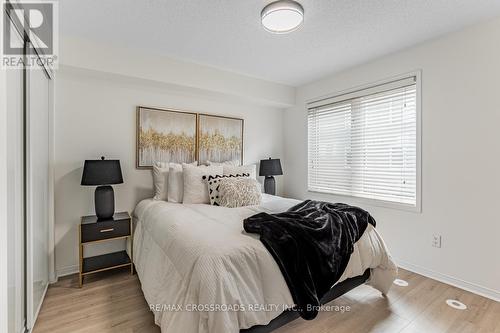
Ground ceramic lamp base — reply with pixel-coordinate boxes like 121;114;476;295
264;176;276;195
95;185;115;220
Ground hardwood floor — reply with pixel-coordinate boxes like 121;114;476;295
33;268;499;333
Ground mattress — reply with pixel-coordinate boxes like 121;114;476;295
133;194;397;333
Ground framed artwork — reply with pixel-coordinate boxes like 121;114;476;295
136;107;197;169
197;114;244;164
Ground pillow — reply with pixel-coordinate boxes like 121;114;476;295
207;160;241;166
223;164;257;179
167;161;197;203
182;164;223;204
152;162;169;200
218;178;262;208
205;173;250;206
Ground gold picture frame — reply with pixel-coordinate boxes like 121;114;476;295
197;114;244;165
136;106;197;169
136;107;244;169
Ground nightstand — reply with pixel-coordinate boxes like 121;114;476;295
79;211;133;287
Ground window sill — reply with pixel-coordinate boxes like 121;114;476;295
307;189;421;213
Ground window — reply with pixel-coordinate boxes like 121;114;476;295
307;74;420;208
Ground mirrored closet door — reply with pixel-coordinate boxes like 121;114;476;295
6;17;53;330
6;24;25;333
26;47;51;329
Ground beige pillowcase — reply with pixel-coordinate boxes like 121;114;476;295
223;164;257;179
207;160;241;166
182;164;223;204
167;161;197;203
218;178;262;208
152;162;169;201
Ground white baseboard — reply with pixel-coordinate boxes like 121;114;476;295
55;265;79;280
397;259;500;302
55;261;499;302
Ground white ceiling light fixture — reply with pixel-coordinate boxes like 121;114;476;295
261;0;304;34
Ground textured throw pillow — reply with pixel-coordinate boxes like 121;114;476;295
223;164;257;179
182;164;223;204
218;178;262;208
152;162;169;200
207;160;241;167
167;161;197;203
205;173;250;206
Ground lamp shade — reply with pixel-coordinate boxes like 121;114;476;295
259;158;283;176
81;158;123;186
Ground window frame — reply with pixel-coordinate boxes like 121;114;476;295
306;71;422;213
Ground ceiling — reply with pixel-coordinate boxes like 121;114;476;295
60;0;500;86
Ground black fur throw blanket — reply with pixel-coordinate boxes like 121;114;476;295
243;200;376;320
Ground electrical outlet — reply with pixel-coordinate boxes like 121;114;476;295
432;235;442;248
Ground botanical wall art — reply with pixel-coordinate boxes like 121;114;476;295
198;114;243;164
136;107;244;168
137;107;197;168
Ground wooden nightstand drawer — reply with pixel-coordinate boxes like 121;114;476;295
81;219;130;243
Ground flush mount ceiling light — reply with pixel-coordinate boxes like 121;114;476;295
261;0;304;34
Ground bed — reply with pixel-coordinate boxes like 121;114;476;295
133;194;397;333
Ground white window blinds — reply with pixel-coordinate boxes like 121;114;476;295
307;76;418;206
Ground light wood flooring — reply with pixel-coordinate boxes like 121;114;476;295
33;268;499;333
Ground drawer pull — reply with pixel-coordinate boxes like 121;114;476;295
100;228;114;233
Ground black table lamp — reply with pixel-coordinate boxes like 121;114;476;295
81;157;123;220
259;158;283;195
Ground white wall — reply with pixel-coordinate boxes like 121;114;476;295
54;67;286;276
60;37;296;108
283;17;500;300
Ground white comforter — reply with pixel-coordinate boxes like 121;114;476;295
133;194;397;333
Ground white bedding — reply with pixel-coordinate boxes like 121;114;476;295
133;194;397;333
